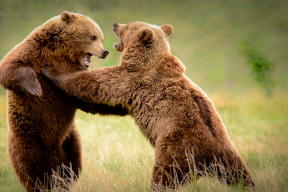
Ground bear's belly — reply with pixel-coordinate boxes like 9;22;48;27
6;90;76;149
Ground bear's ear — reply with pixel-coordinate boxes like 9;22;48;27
156;55;185;77
138;28;155;43
160;24;173;36
61;11;74;23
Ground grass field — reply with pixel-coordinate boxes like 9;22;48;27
0;0;288;191
0;90;288;191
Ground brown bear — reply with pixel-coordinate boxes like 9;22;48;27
41;21;255;190
0;12;127;192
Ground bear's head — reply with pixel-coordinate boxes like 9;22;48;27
36;11;108;72
112;21;184;76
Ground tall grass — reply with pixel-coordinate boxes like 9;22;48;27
1;90;287;191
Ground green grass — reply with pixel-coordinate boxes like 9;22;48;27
0;0;288;191
0;90;288;191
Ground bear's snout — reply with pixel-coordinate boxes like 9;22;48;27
113;22;121;37
102;49;109;57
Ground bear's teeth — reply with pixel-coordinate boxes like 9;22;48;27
85;62;88;64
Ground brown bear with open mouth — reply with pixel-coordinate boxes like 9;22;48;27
41;21;255;190
0;12;128;192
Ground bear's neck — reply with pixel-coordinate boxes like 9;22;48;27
120;46;168;72
41;53;83;74
36;40;83;73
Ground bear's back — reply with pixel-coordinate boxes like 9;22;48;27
128;71;230;147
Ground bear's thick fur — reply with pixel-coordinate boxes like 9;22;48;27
0;12;127;192
41;22;255;189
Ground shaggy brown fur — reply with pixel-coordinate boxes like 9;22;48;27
0;12;127;192
41;21;255;189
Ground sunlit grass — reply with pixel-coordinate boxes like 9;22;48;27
0;89;287;191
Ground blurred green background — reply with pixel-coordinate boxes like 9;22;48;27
0;0;287;96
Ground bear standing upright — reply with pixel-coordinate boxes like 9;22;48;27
41;22;255;189
0;12;127;192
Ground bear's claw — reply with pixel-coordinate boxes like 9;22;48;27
41;61;59;80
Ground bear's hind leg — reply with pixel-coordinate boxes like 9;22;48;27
8;137;61;192
61;125;82;182
219;150;255;187
151;140;190;191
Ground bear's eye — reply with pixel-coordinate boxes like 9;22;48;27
91;36;96;41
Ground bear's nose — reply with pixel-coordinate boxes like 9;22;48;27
113;22;118;28
102;49;109;56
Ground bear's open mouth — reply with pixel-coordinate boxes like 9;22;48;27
114;42;123;52
83;52;94;69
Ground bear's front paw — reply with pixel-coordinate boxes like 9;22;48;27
41;62;59;79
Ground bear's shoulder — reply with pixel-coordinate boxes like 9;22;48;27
156;55;185;77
